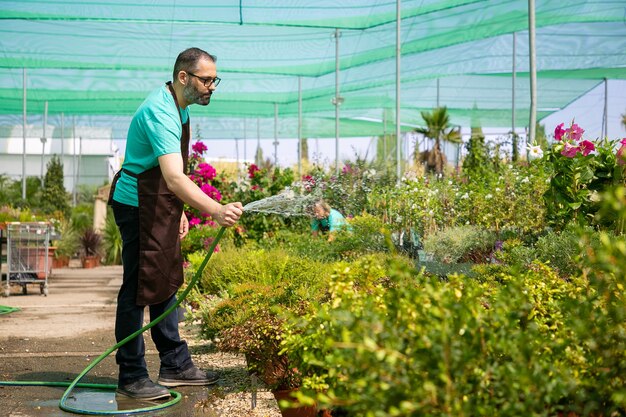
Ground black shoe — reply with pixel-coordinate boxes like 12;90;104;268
116;377;171;400
157;366;219;387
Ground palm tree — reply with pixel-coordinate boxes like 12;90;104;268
414;107;461;176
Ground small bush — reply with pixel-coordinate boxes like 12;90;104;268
423;225;497;264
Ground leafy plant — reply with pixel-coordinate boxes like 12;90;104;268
542;122;625;230
52;218;79;259
414;106;462;176
79;227;102;257
102;210;122;265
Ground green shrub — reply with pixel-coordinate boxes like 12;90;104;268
423;225;497;264
284;262;597;417
40;155;70;217
330;213;393;259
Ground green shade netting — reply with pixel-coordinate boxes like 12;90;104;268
0;0;624;138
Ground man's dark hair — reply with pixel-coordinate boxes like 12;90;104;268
172;47;216;81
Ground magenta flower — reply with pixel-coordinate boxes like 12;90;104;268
200;183;222;201
579;140;595;156
561;142;580;158
554;123;566;141
196;162;217;181
189;217;201;227
568;123;585;141
192;141;207;154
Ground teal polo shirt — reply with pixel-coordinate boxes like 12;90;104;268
311;208;349;232
113;85;189;207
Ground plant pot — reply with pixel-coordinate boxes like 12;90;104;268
271;389;317;417
52;255;70;269
81;256;100;269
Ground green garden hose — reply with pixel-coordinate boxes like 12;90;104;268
0;226;226;415
0;305;21;315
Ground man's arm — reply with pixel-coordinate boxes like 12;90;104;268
158;153;242;227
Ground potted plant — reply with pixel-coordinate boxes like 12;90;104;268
79;227;102;268
51;220;79;268
216;308;316;417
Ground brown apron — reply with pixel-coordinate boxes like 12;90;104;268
109;81;190;306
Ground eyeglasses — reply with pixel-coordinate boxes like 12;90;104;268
187;72;221;87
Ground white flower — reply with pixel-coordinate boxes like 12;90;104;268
521;177;530;184
461;193;469;199
485;194;493;200
527;144;544;160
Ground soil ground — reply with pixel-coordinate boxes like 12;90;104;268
0;265;280;417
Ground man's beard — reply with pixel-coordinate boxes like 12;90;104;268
183;83;211;106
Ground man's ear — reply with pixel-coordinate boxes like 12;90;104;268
177;71;187;85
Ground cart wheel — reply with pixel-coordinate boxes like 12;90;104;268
41;284;48;296
22;285;27;295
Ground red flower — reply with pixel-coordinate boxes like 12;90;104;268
554;123;566;141
248;164;260;179
579;140;595;156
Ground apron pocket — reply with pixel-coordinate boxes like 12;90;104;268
137;244;183;306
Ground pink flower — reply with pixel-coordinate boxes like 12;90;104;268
200;183;222;201
196;162;216;181
579;140;595;156
192;141;207;154
554;123;566;141
568;123;585;142
189;217;201;227
561;143;580;158
617;139;626;166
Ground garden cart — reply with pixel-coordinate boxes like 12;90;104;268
1;222;50;297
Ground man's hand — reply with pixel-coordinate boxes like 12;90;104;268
179;212;189;239
214;202;244;227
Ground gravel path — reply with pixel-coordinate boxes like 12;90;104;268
0;265;281;417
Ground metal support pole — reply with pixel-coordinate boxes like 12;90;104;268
512;32;516;137
436;78;440;108
235;137;240;182
77;136;82;195
396;0;402;181
61;112;65;161
273;103;278;166
298;76;303;180
243;118;247;163
22;68;27;200
528;0;537;145
333;28;342;176
72;117;77;206
256;117;261;166
40;101;48;187
602;78;608;138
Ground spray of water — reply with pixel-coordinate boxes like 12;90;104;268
243;188;320;217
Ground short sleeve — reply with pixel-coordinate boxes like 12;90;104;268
143;109;182;158
310;218;320;231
